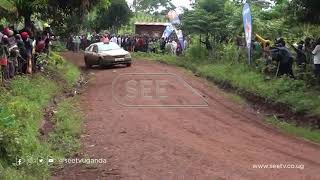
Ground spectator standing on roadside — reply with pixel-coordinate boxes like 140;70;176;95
21;32;33;74
0;36;9;80
271;38;295;78
117;35;122;47
16;34;27;74
42;23;53;54
312;39;320;81
73;35;80;52
289;41;306;66
304;37;313;64
5;28;18;78
160;37;166;54
110;35;117;44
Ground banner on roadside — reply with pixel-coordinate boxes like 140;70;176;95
162;10;185;50
242;3;252;65
162;24;175;39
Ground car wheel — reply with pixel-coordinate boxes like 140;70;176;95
126;63;132;67
99;58;105;68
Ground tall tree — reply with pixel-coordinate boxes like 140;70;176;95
13;0;46;27
288;0;320;23
94;0;132;32
134;0;175;13
5;0;109;28
182;0;228;41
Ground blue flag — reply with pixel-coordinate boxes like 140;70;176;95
162;24;175;39
242;3;253;65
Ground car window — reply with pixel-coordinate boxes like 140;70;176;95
86;45;93;52
92;45;98;53
98;42;121;52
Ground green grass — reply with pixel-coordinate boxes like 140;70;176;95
133;50;320;143
48;97;83;157
0;52;81;179
133;52;320;117
225;93;247;105
48;52;81;87
266;116;320;143
51;41;68;52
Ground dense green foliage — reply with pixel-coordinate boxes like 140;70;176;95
133;0;175;13
92;0;131;32
133;39;320;118
181;0;319;47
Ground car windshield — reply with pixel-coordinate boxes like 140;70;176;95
98;42;121;52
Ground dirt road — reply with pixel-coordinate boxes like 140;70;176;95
53;52;320;180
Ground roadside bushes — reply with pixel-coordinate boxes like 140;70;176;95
133;43;320;120
0;53;81;179
0;75;59;179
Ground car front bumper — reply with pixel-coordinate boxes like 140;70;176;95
100;57;132;66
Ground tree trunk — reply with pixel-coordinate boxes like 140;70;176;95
24;13;32;28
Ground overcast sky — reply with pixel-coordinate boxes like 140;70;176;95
125;0;192;14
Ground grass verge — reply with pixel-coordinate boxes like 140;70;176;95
266;116;320;143
0;52;81;179
133;52;320;143
48;97;83;158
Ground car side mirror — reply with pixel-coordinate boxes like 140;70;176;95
93;49;98;53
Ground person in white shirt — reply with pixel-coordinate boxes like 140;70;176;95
312;39;320;79
110;35;117;44
117;35;122;47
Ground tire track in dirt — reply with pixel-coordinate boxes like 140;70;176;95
52;52;320;180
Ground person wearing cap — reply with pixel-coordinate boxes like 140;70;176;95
21;32;33;74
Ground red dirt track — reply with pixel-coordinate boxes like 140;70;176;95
53;52;320;180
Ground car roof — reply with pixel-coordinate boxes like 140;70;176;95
91;42;118;47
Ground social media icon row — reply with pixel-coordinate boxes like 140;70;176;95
16;156;55;166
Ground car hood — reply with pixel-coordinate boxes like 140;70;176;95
98;49;128;56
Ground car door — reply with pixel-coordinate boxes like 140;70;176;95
85;45;93;64
91;45;100;64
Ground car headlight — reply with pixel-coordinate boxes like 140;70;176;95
125;54;131;58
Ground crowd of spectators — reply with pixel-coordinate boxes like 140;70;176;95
0;23;53;82
237;34;320;80
66;32;188;56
